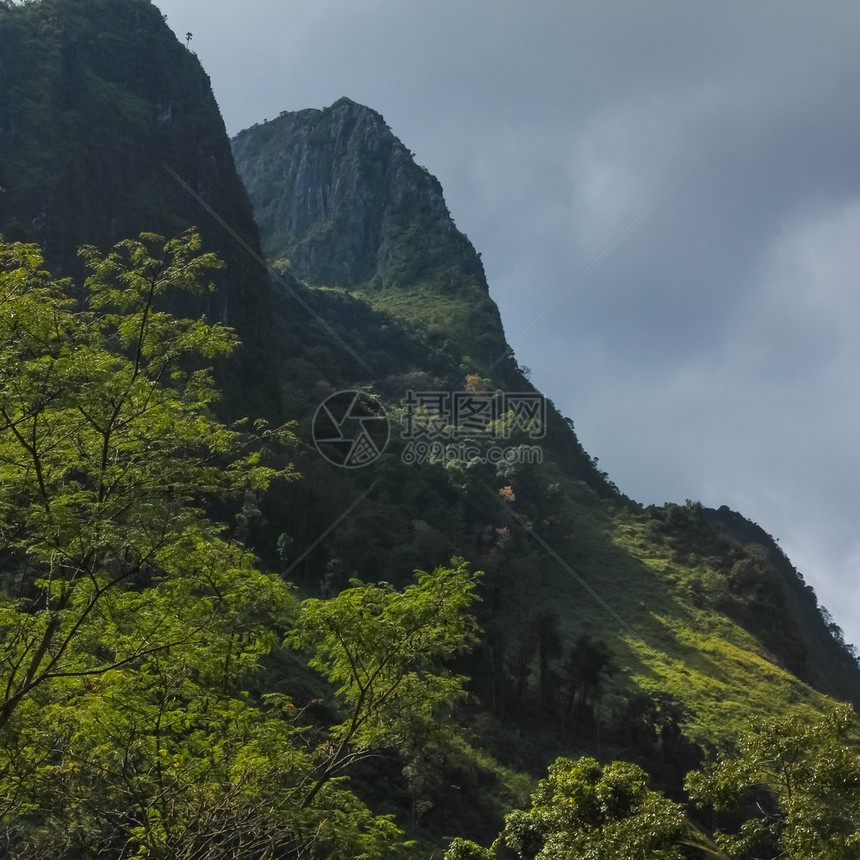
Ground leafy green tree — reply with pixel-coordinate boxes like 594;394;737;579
0;233;406;859
445;838;494;860
0;231;290;731
446;756;723;860
290;560;481;809
686;703;860;859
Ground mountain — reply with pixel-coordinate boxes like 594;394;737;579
0;0;277;416
232;97;507;369
0;2;857;851
233;98;860;732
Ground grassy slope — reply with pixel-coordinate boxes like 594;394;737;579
258;283;847;852
494;461;830;742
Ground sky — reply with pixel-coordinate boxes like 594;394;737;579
156;0;860;651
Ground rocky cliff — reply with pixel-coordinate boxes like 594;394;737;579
232;98;508;366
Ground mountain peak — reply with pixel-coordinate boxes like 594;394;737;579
234;97;479;291
232;98;509;363
329;95;382;116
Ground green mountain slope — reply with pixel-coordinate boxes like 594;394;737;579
232;99;860;756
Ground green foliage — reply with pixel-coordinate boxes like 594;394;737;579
0;231;288;726
686;703;860;859
502;757;690;859
446;756;710;860
445;838;495;860
0;233;411;859
290;559;482;807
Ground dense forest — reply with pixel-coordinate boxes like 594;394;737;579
0;1;858;858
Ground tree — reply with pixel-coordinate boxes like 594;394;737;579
537;609;562;712
446;756;724;860
686;703;860;859
290;560;481;810
561;634;615;728
0;233;405;859
0;231;292;731
608;691;703;797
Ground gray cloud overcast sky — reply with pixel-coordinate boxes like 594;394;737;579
156;0;860;650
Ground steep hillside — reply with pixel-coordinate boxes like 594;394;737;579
703;504;860;703
0;0;277;416
233;100;860;758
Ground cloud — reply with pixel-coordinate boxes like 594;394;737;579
556;200;860;645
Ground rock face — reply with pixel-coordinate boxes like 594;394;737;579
0;0;277;416
233;98;486;291
232;97;509;365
